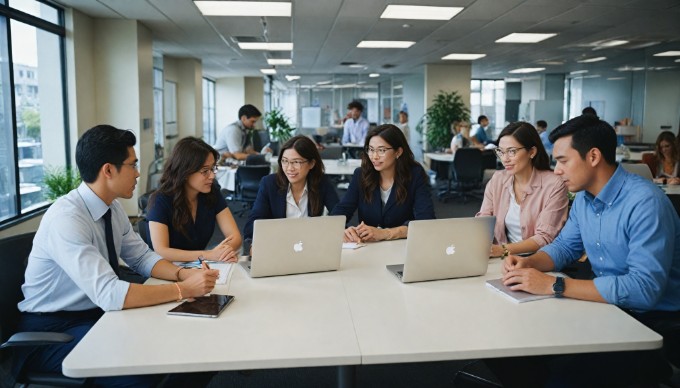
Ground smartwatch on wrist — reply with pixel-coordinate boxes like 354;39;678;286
553;276;565;298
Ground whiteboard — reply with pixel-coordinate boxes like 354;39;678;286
301;107;321;128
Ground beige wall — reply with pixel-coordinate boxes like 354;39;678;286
244;77;264;112
424;64;471;109
163;57;203;149
216;77;245;132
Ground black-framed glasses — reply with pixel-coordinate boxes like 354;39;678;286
365;146;394;157
198;165;218;177
494;147;526;159
118;162;139;170
281;159;309;169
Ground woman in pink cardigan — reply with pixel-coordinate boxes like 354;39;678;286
476;122;568;257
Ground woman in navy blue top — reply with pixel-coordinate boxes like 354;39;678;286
243;135;339;240
331;124;435;242
147;137;242;262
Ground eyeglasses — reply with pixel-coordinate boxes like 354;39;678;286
118;162;139;170
365;147;394;157
494;147;526;159
281;159;309;169
198;165;218;177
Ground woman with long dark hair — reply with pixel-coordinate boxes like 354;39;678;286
331;124;435;242
147;137;241;262
243;135;339;240
652;131;680;184
477;122;568;257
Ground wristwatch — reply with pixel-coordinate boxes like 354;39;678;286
553;276;565;298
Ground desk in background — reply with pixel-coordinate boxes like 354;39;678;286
63;241;661;384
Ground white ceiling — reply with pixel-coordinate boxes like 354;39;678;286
53;0;680;81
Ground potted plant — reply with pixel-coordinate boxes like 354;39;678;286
416;90;470;151
264;108;296;150
43;166;81;201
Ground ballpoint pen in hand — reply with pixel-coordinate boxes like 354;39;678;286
198;256;211;270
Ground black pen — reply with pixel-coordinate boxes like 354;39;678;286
198;256;211;270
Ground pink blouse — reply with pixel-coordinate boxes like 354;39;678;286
476;168;568;247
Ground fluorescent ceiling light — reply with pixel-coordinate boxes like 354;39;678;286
285;75;300;81
616;66;644;72
654;51;680;57
348;64;366;68
597;40;628;48
380;5;463;20
582;75;600;79
260;68;277;74
194;1;291;17
442;53;486;60
357;41;415;49
570;70;588;75
508;67;545;74
607;77;626;81
316;80;332;85
496;33;556;44
267;58;292;65
238;42;293;51
676;59;680;63
369;73;380;78
577;56;606;63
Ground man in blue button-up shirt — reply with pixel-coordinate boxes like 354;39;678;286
15;125;219;387
491;114;680;386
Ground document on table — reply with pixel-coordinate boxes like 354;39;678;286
173;261;233;285
342;242;367;250
486;278;553;303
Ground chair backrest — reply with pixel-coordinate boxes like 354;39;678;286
452;148;483;182
0;232;35;343
236;166;270;200
319;145;343;160
137;218;153;249
621;162;654;180
146;158;164;193
245;154;268;166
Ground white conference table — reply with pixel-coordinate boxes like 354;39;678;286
63;241;662;384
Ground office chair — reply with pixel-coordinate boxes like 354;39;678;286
231;165;269;217
0;232;87;387
440;148;484;203
319;145;343;160
245;154;267;166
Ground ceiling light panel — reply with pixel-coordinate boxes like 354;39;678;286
285;75;300;81
195;1;292;17
442;53;486;60
267;59;292;65
260;68;277;74
357;41;415;49
380;5;463;20
508;67;545;74
496;33;556;44
577;57;606;63
238;42;293;51
654;51;680;57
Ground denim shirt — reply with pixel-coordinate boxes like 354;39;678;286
542;165;680;312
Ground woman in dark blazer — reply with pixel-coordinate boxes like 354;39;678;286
331;124;435;242
243;135;340;240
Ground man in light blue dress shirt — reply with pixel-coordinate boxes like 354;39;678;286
341;100;369;146
15;125;219;387
489;114;680;386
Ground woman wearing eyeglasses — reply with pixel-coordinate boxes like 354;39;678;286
477;122;568;257
331;124;435;243
243;135;340;241
147;137;242;262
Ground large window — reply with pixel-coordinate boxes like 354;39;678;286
0;0;67;226
470;80;506;140
202;77;215;145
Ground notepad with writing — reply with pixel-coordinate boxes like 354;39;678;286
485;278;554;303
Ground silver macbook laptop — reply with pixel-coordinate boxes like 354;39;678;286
386;216;495;283
240;216;345;278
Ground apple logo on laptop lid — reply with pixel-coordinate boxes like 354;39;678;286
293;240;304;253
445;244;456;256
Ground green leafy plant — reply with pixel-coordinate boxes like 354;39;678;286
416;90;470;150
43;166;81;201
264;108;296;142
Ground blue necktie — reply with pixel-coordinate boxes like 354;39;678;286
102;209;120;276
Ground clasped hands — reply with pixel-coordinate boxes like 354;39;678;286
201;236;238;263
343;221;388;243
500;255;554;295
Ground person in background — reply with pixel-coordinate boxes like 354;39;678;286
331;124;435;243
213;104;270;161
244;135;340;241
446;121;483;155
147;137;242;262
536;120;553;155
477;122;568;258
489;114;680;387
472;115;491;145
397;110;410;142
341;100;370;145
652;131;680;185
14;125;218;387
